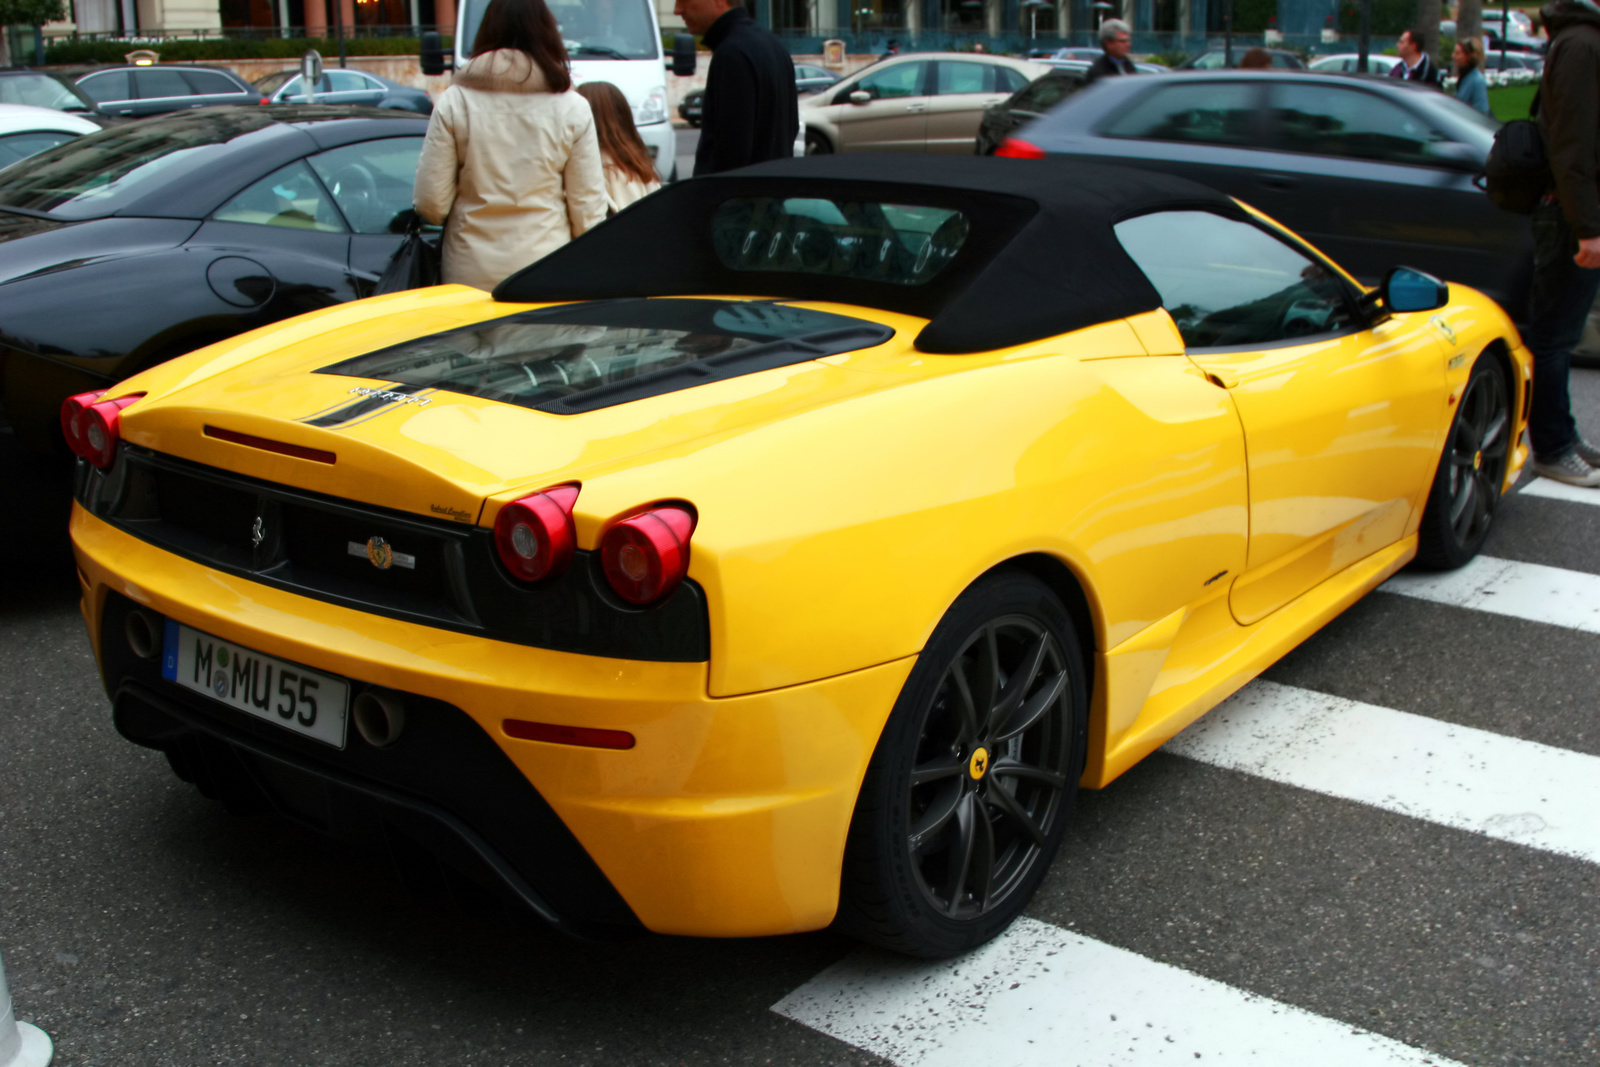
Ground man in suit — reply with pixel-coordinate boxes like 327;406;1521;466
1387;28;1444;87
1086;19;1138;84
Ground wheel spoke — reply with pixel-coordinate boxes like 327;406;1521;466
909;784;962;852
941;793;978;914
973;626;1000;721
1450;453;1474;468
948;661;983;745
911;755;965;788
988;632;1049;734
990;757;1067;791
994;667;1068;743
1481;409;1509;450
984;779;1049;847
969;802;996;911
1450;470;1476;528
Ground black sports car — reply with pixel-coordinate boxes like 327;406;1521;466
0;105;430;451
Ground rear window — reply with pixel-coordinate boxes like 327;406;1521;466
712;197;969;287
317;298;894;415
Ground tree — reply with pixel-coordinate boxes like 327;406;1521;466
1416;0;1442;58
1457;0;1483;61
0;0;66;66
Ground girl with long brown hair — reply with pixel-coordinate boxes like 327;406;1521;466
413;0;607;290
576;81;662;214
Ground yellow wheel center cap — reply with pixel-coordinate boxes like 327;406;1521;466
968;747;990;780
1474;451;1483;471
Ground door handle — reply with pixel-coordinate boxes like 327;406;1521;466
1258;173;1299;191
905;102;927;112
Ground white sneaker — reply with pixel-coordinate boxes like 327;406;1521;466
1575;436;1600;467
1532;448;1600;487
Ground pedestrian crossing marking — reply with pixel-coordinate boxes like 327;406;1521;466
1164;680;1600;865
773;917;1464;1067
1380;555;1600;633
1518;477;1600;506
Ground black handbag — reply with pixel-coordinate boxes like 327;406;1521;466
373;211;441;295
1484;92;1549;216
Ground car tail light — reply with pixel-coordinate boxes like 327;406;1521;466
995;137;1047;159
600;506;696;605
61;391;142;468
502;719;635;750
494;484;579;582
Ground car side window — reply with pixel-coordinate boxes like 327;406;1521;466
78;71;131;103
183;70;241;94
0;74;81;109
1013;73;1074;113
1114;210;1359;349
327;70;371;92
306;138;423;234
853;61;927;100
1268;84;1446;166
213;161;346;232
1102;82;1264;147
998;67;1030;93
0;130;78;168
936;61;996;95
135;69;194;99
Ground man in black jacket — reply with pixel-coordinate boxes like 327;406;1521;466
1523;0;1600;485
676;0;799;175
1085;20;1137;84
1386;29;1443;86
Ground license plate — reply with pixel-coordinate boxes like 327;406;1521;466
161;621;350;749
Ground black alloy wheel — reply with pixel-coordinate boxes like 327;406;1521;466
837;570;1086;957
804;129;832;155
1416;354;1511;568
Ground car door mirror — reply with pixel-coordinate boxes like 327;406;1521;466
1383;266;1449;313
671;34;697;77
1425;140;1482;172
850;90;872;105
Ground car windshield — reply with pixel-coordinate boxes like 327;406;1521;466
317;299;892;415
0;73;91;112
1410;90;1500;145
460;0;660;60
0;110;275;219
253;70;297;95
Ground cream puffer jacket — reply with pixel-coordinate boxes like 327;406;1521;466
413;49;608;291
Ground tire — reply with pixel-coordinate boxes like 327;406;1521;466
1415;352;1512;569
804;129;832;155
836;569;1088;957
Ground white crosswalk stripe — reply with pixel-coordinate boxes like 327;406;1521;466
1163;680;1600;864
774;917;1465;1067
1381;554;1600;633
1518;477;1600;506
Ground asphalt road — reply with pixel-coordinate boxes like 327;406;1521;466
4;341;1600;1063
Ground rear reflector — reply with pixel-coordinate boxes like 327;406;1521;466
995;138;1047;159
502;719;636;750
204;425;336;464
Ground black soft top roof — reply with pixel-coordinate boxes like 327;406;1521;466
494;156;1244;354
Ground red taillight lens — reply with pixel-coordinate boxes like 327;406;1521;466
258;96;269;105
995;137;1047;159
61;391;141;468
493;484;579;582
600;506;695;605
502;719;635;750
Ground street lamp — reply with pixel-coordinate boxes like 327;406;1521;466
852;4;874;37
1020;0;1049;40
1091;0;1113;27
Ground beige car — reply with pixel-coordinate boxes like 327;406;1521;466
801;52;1049;155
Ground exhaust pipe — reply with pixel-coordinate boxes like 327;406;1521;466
352;689;406;748
124;609;159;661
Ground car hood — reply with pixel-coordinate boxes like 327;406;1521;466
109;286;939;530
0;214;197;286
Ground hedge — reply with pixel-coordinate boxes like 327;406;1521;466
45;35;449;64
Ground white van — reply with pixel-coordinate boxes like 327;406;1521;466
428;0;690;182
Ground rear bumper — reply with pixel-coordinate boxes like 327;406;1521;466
74;504;913;937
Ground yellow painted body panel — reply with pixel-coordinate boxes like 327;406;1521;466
74;272;1531;936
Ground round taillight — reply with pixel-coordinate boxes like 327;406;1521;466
60;390;105;454
493;484;579;582
62;393;141;468
600;506;696;605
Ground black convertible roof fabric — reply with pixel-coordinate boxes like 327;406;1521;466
493;156;1243;354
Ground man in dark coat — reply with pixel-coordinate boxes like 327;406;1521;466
1386;29;1443;86
676;0;799;175
1085;19;1137;84
1523;0;1600;485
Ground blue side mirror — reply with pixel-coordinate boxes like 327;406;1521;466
1384;267;1449;313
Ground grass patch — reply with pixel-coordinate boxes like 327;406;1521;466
1489;83;1537;121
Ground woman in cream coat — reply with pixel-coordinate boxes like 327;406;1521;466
413;0;607;291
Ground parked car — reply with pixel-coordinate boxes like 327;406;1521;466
254;68;433;115
1307;52;1404;74
677;63;841;127
1482;49;1543;71
1178;48;1307;69
1444;17;1546;53
1049;46;1106;61
0;68;118;126
73;64;264;118
0;103;99;168
801;52;1048;154
0;106;430;451
1040;57;1169;74
993;70;1532;317
67;153;1525;956
976;68;1086;155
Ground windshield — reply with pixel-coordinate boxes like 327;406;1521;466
0;110;275;219
253;70;297;95
0;73;92;112
317;299;890;415
460;0;660;60
1411;91;1499;147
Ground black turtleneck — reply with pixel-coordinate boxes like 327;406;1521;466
694;5;799;176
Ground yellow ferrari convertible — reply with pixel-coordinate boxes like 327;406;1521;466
67;157;1529;957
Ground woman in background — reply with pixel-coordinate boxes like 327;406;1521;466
1453;38;1491;115
576;81;662;215
413;0;607;290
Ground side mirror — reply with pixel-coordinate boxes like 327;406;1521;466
1383;266;1449;313
671;34;697;76
1425;140;1482;173
849;89;872;105
420;31;450;77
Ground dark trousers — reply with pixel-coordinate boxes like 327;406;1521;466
1525;200;1600;458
